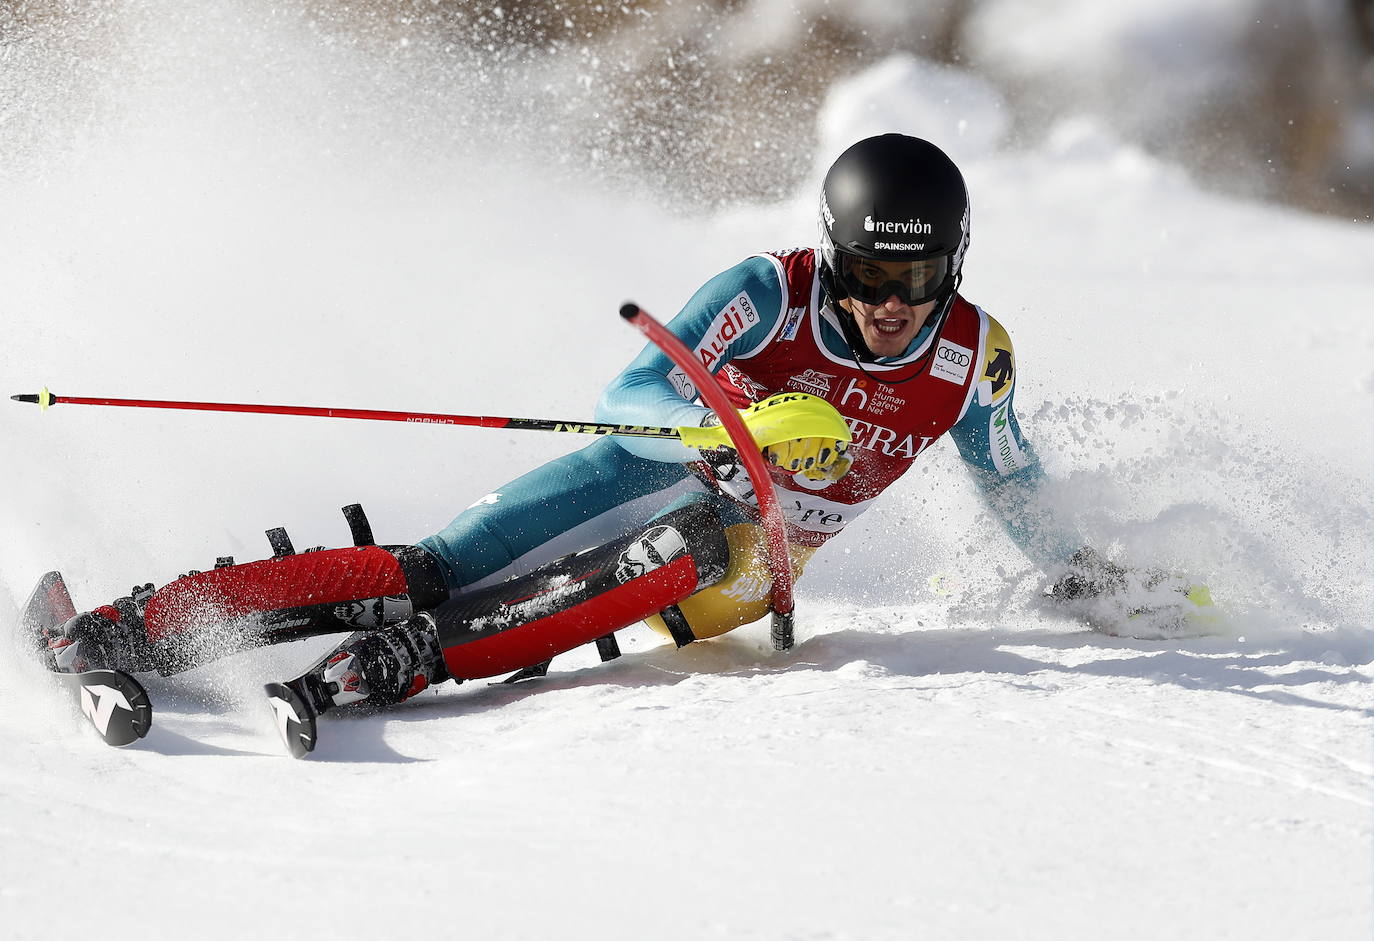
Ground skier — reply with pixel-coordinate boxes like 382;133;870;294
31;134;1205;752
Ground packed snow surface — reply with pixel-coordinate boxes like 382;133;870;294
1;5;1371;939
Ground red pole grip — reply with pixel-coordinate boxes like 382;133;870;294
619;302;796;646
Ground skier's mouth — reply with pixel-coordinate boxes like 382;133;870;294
874;317;908;336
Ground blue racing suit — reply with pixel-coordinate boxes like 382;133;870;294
420;250;1081;598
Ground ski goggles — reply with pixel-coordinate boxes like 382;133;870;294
834;251;949;306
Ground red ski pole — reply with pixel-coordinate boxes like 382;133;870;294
619;302;797;650
9;388;681;441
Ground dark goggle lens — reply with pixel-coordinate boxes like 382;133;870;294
836;252;949;305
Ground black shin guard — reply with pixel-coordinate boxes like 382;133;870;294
433;501;730;681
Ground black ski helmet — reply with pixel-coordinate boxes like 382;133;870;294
819;134;970;310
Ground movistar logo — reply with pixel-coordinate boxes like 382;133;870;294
864;215;932;235
993;403;1008;431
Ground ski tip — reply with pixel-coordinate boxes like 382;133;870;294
58;669;153;747
108;673;154;745
20;570;77;639
264;682;317;759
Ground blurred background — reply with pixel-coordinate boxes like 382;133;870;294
3;0;1373;217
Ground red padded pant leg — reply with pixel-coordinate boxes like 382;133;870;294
143;546;412;642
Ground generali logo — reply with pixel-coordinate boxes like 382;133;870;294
846;417;937;460
787;369;835;397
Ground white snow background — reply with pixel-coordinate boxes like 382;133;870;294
1;2;1371;939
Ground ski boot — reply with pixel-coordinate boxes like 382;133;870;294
265;612;450;758
19;572;156;746
39;584;163;675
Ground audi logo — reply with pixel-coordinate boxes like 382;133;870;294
937;347;970;366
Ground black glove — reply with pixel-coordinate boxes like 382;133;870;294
698;445;744;482
1050;547;1129;602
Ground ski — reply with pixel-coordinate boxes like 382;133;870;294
264;681;318;758
1070;581;1225;639
19;570;155;746
52;669;154;746
1118;583;1227;639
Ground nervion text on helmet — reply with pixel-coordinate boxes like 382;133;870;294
863;215;933;235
